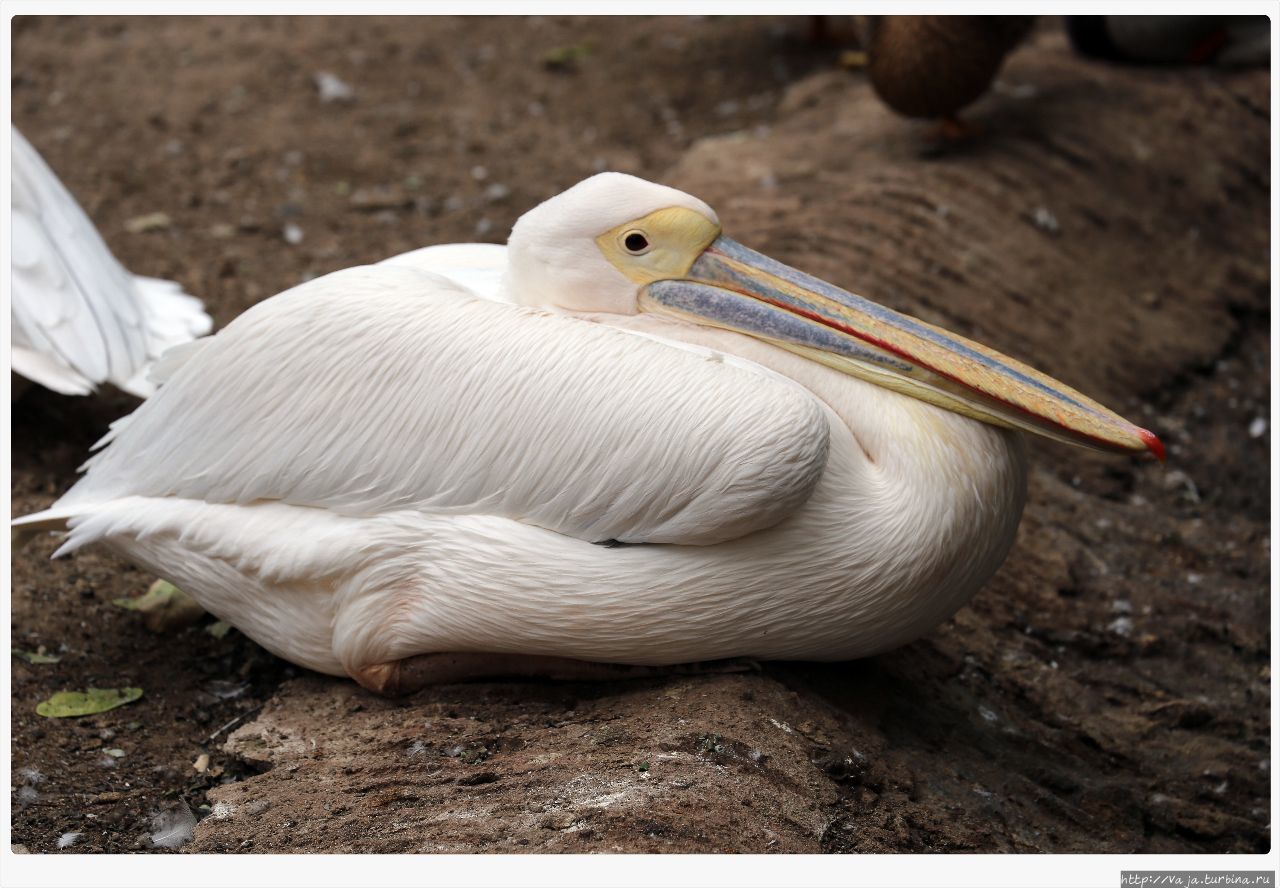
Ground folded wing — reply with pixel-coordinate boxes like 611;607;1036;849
54;263;831;546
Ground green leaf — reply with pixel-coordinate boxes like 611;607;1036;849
543;43;593;68
113;580;205;632
104;748;127;758
205;621;233;639
113;579;181;611
36;687;143;718
12;649;61;664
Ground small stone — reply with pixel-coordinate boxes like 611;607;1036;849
1108;616;1134;637
313;71;354;103
125;212;172;234
1031;206;1059;234
283;222;304;245
193;753;210;773
1249;417;1267;438
349;185;411;211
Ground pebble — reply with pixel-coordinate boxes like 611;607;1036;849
125;212;172;234
1031;206;1060;234
283;222;304;245
1249;417;1267;438
313;71;354;103
1108;617;1135;637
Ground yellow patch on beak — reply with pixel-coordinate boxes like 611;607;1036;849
595;207;721;286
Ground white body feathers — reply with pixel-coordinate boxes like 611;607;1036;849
19;176;1029;679
11;126;212;397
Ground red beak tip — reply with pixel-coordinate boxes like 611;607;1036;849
1139;428;1166;463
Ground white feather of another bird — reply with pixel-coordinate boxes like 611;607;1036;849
149;802;197;849
10;126;212;397
56;832;81;850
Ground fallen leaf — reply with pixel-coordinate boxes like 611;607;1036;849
36;687;143;718
543;43;593;70
838;49;869;70
12;649;60;664
205;621;233;639
113;580;206;632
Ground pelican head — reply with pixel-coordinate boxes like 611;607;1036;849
505;172;1163;458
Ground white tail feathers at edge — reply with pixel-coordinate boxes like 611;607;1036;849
11;507;78;551
117;275;214;398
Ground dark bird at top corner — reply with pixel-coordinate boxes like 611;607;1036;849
864;16;1037;141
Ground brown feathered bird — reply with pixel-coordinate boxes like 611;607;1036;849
866;16;1036;138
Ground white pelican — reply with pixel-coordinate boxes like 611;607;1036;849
11;126;212;398
14;173;1162;695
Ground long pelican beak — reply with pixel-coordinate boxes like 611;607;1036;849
640;235;1164;459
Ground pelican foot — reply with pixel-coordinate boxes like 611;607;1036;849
351;653;760;697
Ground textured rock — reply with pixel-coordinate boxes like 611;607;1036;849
192;675;841;853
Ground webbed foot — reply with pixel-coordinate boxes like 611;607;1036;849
351;652;759;696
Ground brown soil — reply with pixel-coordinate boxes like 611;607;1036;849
10;17;1270;854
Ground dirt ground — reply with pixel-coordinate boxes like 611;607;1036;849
9;17;1271;855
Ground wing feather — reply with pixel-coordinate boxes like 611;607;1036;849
379;242;509;302
58;263;830;545
10;127;212;396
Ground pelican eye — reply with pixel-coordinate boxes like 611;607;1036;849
622;231;651;254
